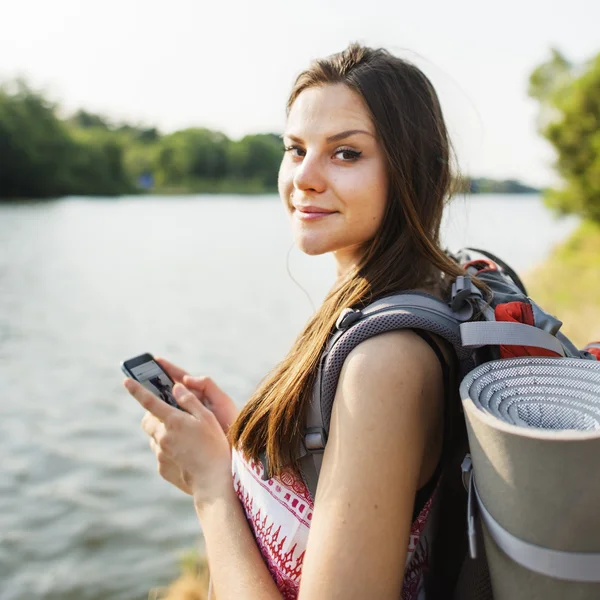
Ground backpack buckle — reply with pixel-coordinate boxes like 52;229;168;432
258;449;271;481
336;308;362;330
461;454;473;491
451;275;482;312
304;427;328;453
461;454;478;559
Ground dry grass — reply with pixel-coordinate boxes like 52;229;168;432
523;219;600;348
149;551;210;600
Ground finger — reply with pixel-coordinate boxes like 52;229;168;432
149;436;160;455
142;412;163;438
173;383;210;420
181;376;209;406
155;357;189;384
182;375;224;407
150;438;169;468
182;376;236;432
125;378;175;422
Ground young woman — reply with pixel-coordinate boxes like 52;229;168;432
125;43;475;599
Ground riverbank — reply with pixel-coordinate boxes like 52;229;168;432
523;219;600;348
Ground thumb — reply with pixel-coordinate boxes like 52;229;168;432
173;383;210;419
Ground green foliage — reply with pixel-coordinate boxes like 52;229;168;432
69;127;133;195
0;79;283;198
154;128;229;186
0;80;76;197
69;109;111;130
228;134;283;185
0;81;136;197
150;129;281;193
529;49;600;222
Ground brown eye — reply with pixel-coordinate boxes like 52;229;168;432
334;148;362;161
284;145;305;158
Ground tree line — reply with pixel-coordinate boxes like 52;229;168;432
0;81;283;198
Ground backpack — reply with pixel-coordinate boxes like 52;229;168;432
289;247;600;599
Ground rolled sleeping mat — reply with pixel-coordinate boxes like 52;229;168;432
459;357;600;600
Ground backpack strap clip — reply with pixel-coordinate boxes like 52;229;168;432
451;275;482;313
462;454;479;559
303;427;328;453
258;449;271;481
336;307;363;330
258;427;329;483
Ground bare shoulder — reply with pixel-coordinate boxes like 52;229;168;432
329;329;446;446
340;328;446;392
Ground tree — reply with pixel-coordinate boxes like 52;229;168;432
529;49;600;222
228;134;282;185
154;128;231;186
0;81;135;198
0;80;76;197
0;78;282;197
70;109;111;130
70;128;133;195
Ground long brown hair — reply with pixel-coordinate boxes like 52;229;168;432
229;42;480;474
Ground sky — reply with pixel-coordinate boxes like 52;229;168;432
1;0;598;188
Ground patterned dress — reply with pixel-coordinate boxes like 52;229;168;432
232;449;439;599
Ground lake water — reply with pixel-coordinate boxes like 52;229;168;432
0;194;579;600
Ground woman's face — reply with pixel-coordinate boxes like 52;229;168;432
278;83;388;274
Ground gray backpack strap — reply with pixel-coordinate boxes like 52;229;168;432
459;321;567;356
298;291;471;501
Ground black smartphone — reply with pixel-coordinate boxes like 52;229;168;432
121;352;182;409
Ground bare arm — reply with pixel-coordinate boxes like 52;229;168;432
196;489;282;600
298;330;445;599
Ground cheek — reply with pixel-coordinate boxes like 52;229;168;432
368;165;388;228
371;188;388;229
342;167;388;234
278;164;292;212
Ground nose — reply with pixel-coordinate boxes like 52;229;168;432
293;151;326;194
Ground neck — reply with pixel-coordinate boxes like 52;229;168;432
333;245;362;281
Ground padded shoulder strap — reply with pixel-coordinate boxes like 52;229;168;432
298;292;470;501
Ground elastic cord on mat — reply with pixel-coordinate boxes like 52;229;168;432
473;478;600;582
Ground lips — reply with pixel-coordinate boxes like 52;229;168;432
294;205;336;214
293;206;337;222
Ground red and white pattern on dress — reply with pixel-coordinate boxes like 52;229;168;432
402;493;437;600
232;449;437;600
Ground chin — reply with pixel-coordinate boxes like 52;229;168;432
294;235;337;256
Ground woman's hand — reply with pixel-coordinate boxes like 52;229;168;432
140;411;193;494
125;378;233;509
155;357;239;433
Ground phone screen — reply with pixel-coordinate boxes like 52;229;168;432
128;358;179;408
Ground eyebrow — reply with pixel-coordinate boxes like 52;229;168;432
281;129;374;143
